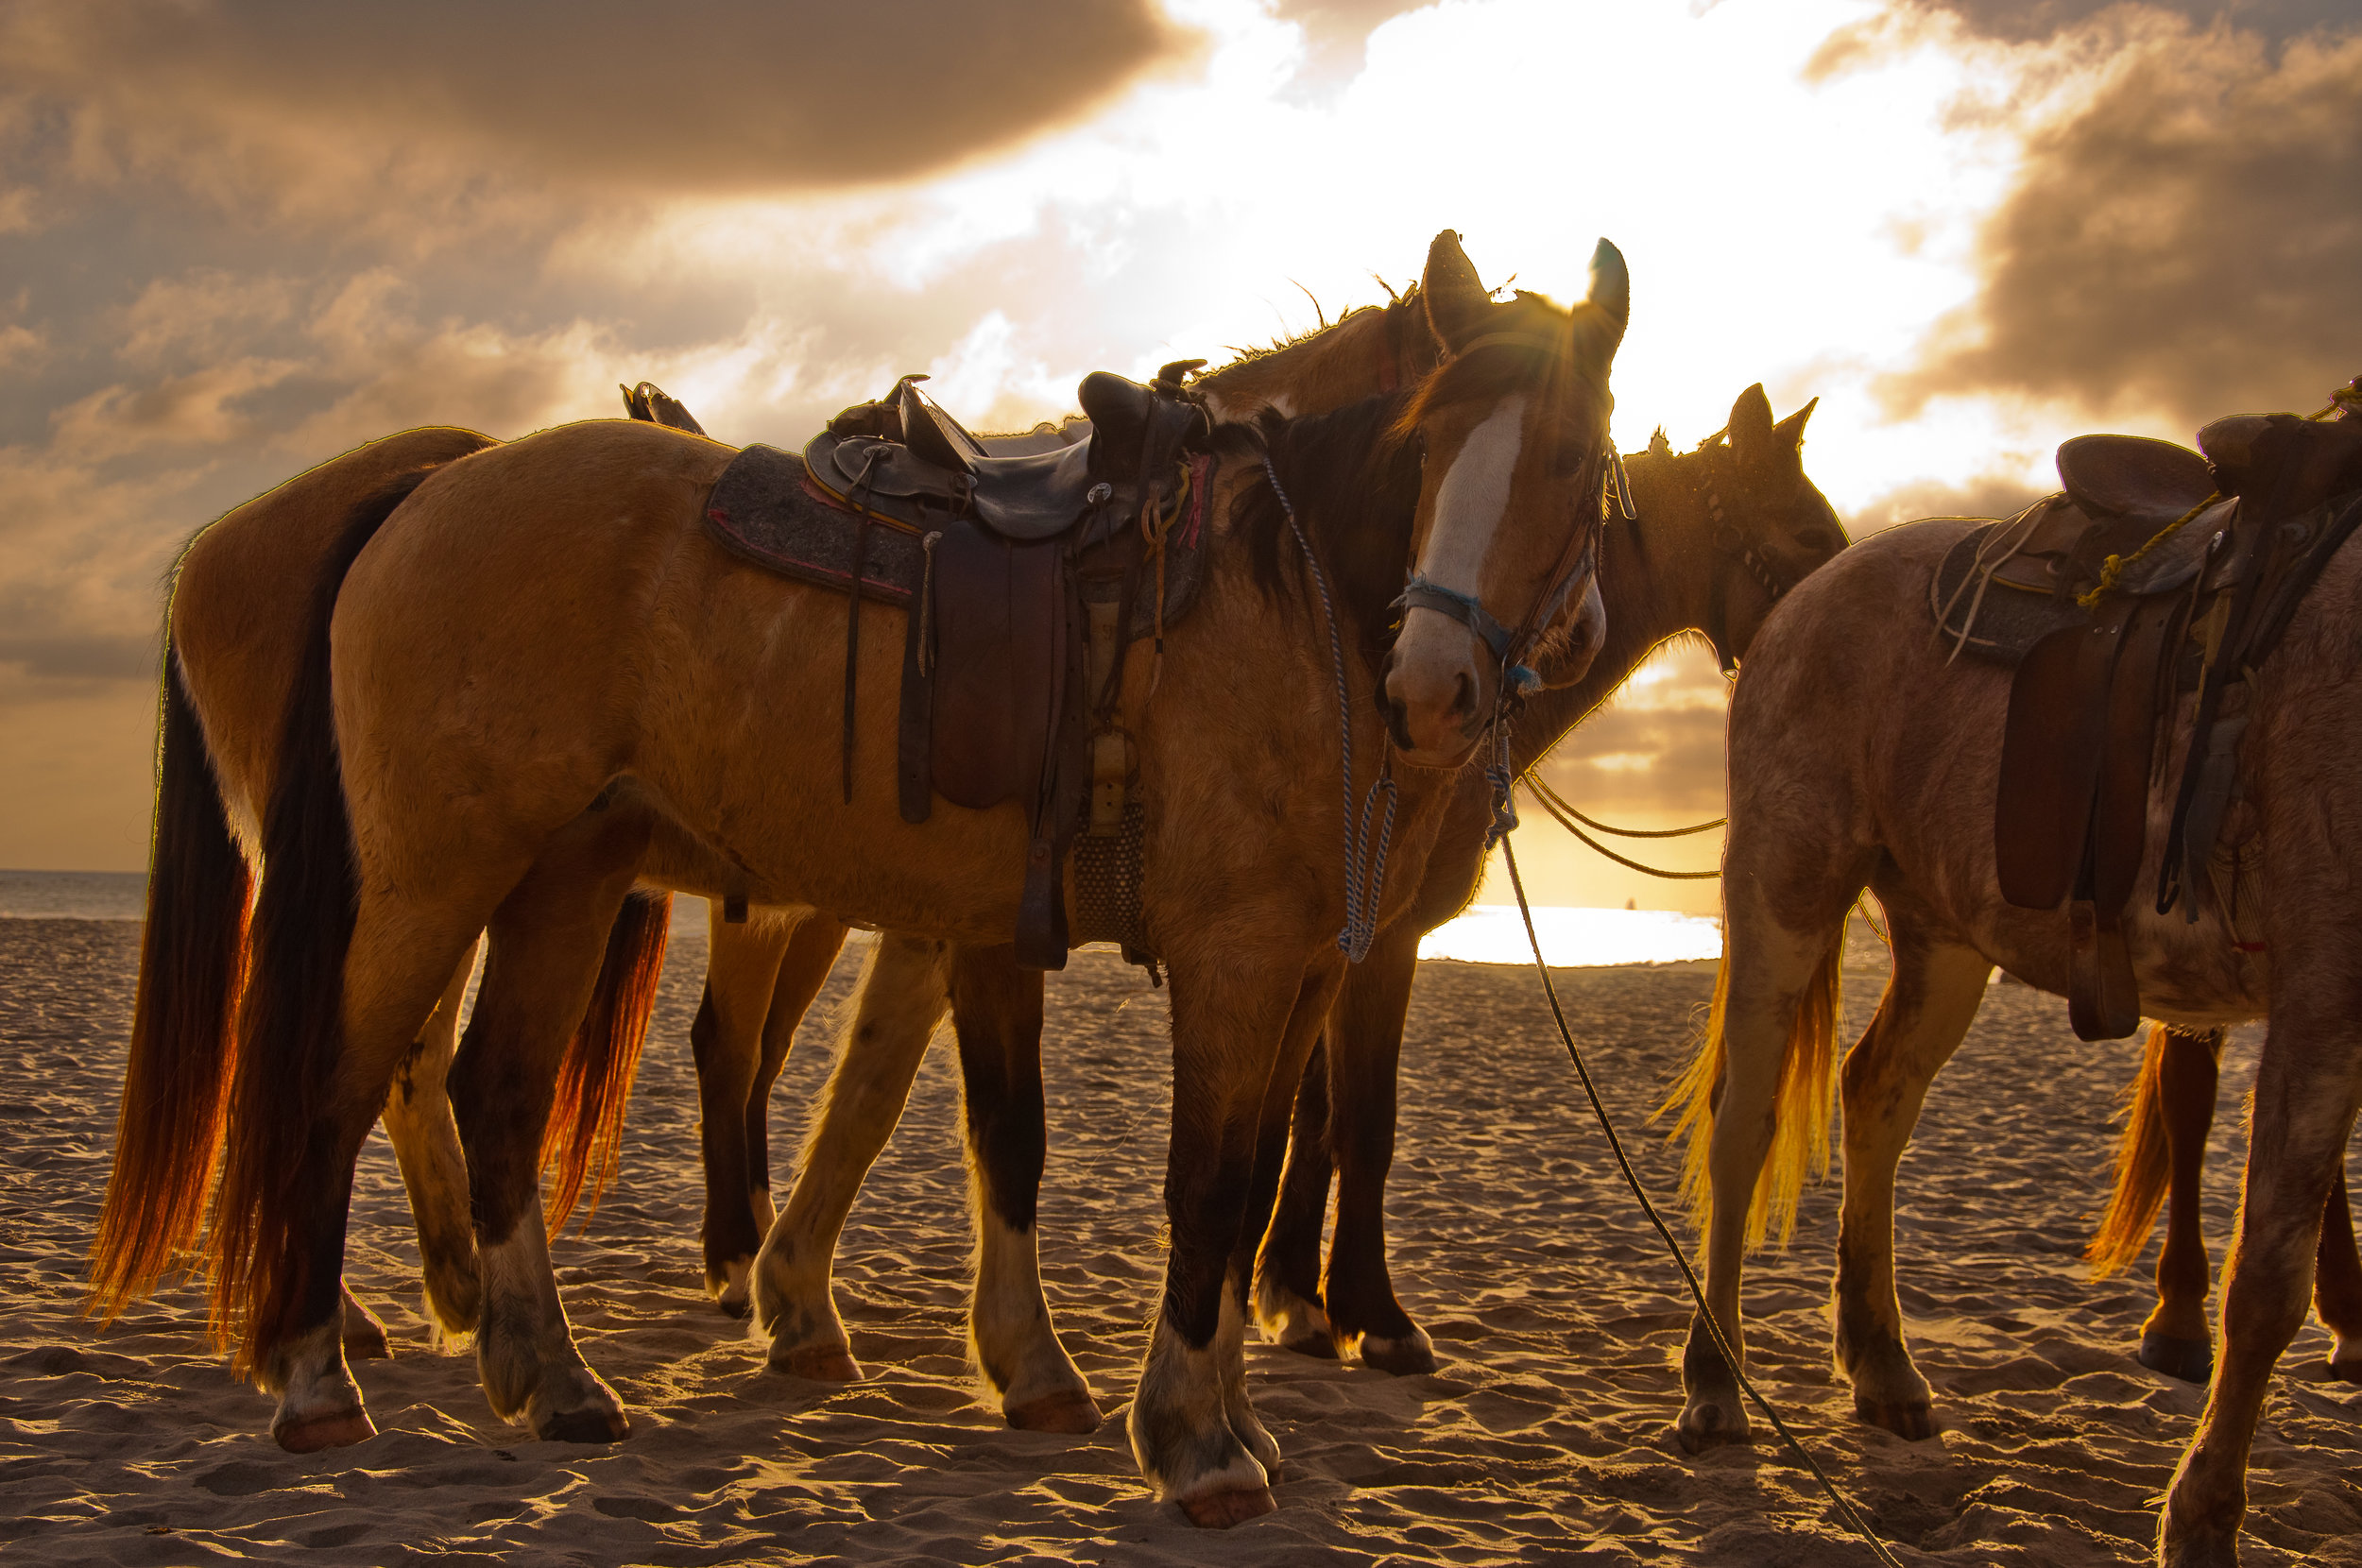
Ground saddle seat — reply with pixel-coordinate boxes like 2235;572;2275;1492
807;372;1185;541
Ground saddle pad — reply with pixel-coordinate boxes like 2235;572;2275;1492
703;443;927;604
1928;522;2084;666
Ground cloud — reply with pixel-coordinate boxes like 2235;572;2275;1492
1883;9;2362;431
1905;0;2349;44
1;0;1193;220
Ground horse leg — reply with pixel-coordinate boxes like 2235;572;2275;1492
1830;923;1991;1438
2161;1013;2359;1565
2143;1028;2225;1382
691;913;791;1314
1252;1037;1336;1356
1132;946;1314;1526
368;943;484;1347
753;933;950;1381
1676;869;1865;1453
745;916;848;1240
447;817;650;1442
1310;919;1429;1372
2315;1165;2362;1381
950;944;1098;1433
266;899;499;1452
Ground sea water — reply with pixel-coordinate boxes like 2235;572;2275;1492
0;871;1724;967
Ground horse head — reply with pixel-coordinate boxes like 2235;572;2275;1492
1685;384;1848;673
1378;230;1627;767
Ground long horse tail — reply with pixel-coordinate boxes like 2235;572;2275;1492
1662;932;1844;1251
87;643;255;1321
208;469;437;1371
2087;1022;2175;1278
540;889;671;1234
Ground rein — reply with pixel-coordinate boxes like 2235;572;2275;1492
1496;832;1907;1568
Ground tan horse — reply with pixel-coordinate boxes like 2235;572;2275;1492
91;246;1446;1394
96;233;1630;1525
1665;414;2362;1565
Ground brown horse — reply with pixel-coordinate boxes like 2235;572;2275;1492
94;231;1630;1525
1251;384;1847;1372
2087;1023;2362;1384
1665;413;2362;1565
713;382;1842;1404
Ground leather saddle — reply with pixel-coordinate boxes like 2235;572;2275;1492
658;369;1214;971
1927;417;2362;1040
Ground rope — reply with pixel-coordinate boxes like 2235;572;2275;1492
1524;774;1723;838
2075;491;2220;610
1521;781;1721;880
1497;832;1907;1568
1261;452;1395;963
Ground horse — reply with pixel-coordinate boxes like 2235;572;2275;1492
89;245;1449;1387
2086;1022;2362;1385
1662;410;2362;1565
701;380;1845;1404
94;230;1631;1526
1249;383;1848;1372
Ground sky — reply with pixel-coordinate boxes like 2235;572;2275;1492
1;0;2355;912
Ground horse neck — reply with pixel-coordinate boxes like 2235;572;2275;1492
1510;449;1719;773
1195;302;1414;421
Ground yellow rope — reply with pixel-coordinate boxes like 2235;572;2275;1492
2075;491;2220;611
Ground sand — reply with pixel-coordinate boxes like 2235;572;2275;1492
3;915;2358;1565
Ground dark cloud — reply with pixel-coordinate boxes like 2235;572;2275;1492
0;631;154;682
1905;0;2348;44
1884;12;2362;431
1535;690;1732;821
1;0;1190;212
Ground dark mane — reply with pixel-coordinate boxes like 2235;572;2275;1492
1215;284;1418;370
1222;392;1422;673
1387;291;1568;443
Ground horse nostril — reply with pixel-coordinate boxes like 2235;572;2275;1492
1383;692;1415;751
1448;670;1475;720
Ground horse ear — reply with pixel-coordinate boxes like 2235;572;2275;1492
1772;396;1818;451
1421;230;1490;352
1727;383;1775;458
1569;237;1629;367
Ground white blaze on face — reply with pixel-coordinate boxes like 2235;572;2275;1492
1394;393;1526;686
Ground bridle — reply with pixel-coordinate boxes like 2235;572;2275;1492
1693;440;1811;676
1389;331;1617;706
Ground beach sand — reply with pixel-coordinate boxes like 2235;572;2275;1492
3;916;2357;1565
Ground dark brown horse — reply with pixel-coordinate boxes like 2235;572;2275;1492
94;231;1630;1527
1250;384;1846;1372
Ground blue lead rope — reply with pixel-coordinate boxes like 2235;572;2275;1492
1261;452;1395;963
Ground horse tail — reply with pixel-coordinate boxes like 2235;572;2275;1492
1663;932;1844;1251
87;642;254;1321
208;469;436;1371
2087;1022;2174;1278
541;889;671;1233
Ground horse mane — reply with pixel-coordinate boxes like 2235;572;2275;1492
1222;392;1422;673
1216;286;1418;370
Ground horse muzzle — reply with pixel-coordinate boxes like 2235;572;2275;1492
1379;606;1495;766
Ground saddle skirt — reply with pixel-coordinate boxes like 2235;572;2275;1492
701;368;1217;971
1923;419;2362;1041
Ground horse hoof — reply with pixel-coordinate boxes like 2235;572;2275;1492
538;1406;631;1444
1005;1389;1103;1434
712;1293;750;1321
1854;1396;1938;1440
274;1408;377;1454
1176;1487;1277;1528
773;1344;861;1382
1674;1405;1748;1456
2139;1332;2215;1385
1357;1332;1437;1376
1281;1332;1339;1360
